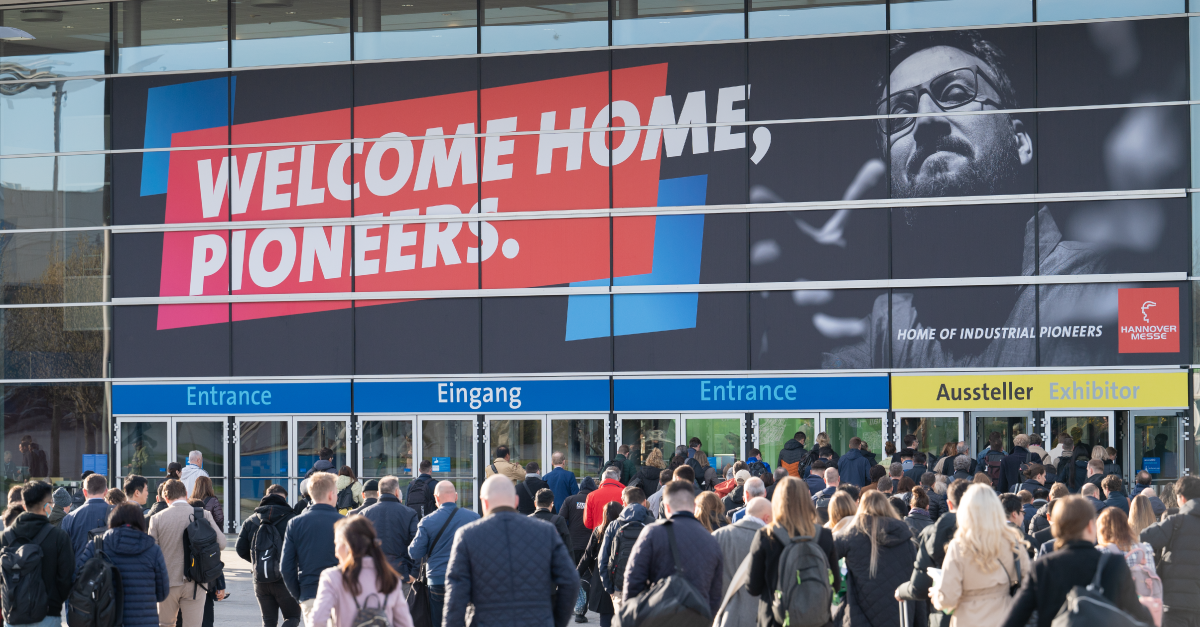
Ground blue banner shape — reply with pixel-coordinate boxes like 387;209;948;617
355;379;610;413
113;382;350;414
615;377;889;412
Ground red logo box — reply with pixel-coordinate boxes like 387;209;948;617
1117;287;1179;353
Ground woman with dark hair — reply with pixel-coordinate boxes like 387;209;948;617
576;501;621;627
834;490;916;627
77;503;169;627
904;486;934;538
668;445;689;472
336;465;364;514
147;482;169;518
312;516;413;627
166;462;183;481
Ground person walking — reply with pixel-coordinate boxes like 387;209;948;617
1130;494;1159;539
236;484;301;627
905;486;935;538
48;487;71;527
359;475;419;587
931;485;1030;627
405;461;438;519
838;438;872;487
835;490;916;627
1131;472;1167;517
444;475;580;627
408;481;479;627
1097;508;1163;626
545;453;580;513
281;472;343;626
349;479;379;516
335;466;364;514
596;486;652;604
722;470;750;514
623;480;724;615
1140;475;1200;627
180;451;210;498
1102;475;1131;514
310;516;414;627
532;488;573;550
713;497;772;627
999;434;1033;494
576;501;621;627
644;469;673;521
517;462;551;515
584;467;625;530
190;475;228;627
1004;495;1153;627
747;478;839;627
731;477;766;523
778;431;808;477
147;478;226;627
483;446;527;485
696;491;729;532
896;479;972;627
76;502;169;627
607;445;639;486
0;481;74;627
563;476;597;623
303;448;336;480
60;472;112;561
630;448;664;498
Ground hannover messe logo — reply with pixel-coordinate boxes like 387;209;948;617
1117;287;1179;353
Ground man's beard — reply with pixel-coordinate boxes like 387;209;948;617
891;128;1024;199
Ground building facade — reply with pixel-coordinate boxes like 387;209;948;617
0;0;1197;529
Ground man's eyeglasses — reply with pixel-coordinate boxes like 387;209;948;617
876;67;1003;136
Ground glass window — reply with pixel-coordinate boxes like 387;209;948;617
756;416;814;471
551;418;606;481
980;415;1033;458
355;0;477;59
0;4;110;79
1;383;108;504
1;79;107;156
899;417;959;461
238;419;288;523
361;419;414;478
488;418;543;469
296;419;348;476
612;0;743;46
0;154;109;229
0;230;107;305
824;416;883;461
3;306;108;378
889;0;1032;29
117;0;230;73
1134;414;1180;484
480;0;607;53
749;0;884;38
1037;0;1184;21
176;420;226;508
684;416;742;469
421;417;476;510
621;416;677;466
232;0;351;67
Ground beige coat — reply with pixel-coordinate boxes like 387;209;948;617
931;538;1030;627
484;458;526;485
147;500;227;586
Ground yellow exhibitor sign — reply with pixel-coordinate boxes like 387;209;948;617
892;371;1187;410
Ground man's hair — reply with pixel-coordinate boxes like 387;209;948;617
106;488;127;505
1053;496;1096;550
1034;488;1049;500
659;469;673;485
688;437;702;448
188;450;202;463
1087;459;1104;473
903;434;917;447
749;447;761;458
267;484;288;497
1017;490;1032;504
794;431;807;443
664;480;695;511
535;488;554;507
603;466;621;481
308;472;338;502
869;465;888;484
1102;475;1124;495
848;437;862;449
956;442;969;454
123;475;148;498
1049;483;1070;500
1081;484;1100;498
1024;463;1045;479
988;432;1003;449
85;473;108;495
318;447;334;461
947;479;971;508
819;447;834;458
81;470;94;480
525;462;540;473
1175;476;1200;500
419;460;432;473
888;30;1020;109
1014;434;1030;448
1137;471;1153;486
889;463;903;478
745;477;766;498
495;446;510;459
378;476;400;495
954;456;971;472
920;471;935;487
618;445;630;455
622;486;646;504
811;460;828;472
163;479;187;501
21;481;52;509
673;465;695;483
914;452;926;465
999;493;1022;517
877;477;892;493
836;484;860;501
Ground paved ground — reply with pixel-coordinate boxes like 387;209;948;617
217;535;263;625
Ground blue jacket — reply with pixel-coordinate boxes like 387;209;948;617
543;467;579;513
597;503;651;593
61;497;111;561
282;503;343;601
78;526;169;627
838;449;872;487
445;508;579;627
804;473;826;495
360;494;420;579
623;512;724;614
408;502;480;587
1104;491;1130;515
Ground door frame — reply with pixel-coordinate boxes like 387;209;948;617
545;414;609;479
356;414;416;480
115;415;230;528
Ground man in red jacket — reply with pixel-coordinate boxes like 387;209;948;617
583;466;625;529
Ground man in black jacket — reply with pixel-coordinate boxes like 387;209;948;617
236;484;300;627
282;472;343;625
777;432;807;477
360;475;419;584
999;434;1034;493
302;447;336;479
517;462;552;515
904;453;928;485
405;461;439;518
0;481;74;626
348;479;378;516
562;477;596;623
531;488;572;551
896;479;970;627
1142;475;1200;627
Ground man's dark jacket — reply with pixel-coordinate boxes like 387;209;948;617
896;512;956;627
1002;540;1153;627
777;439;807;475
804;473;826;495
562;477;596;555
721;485;744;513
61;496;112;560
1;512;74;617
236;493;295;564
1103;491;1130;515
406;473;439;518
360;493;420;578
281;502;343;601
517;475;551;515
904;464;928;485
926;490;946;520
444;507;579;627
623;512;724;614
1141;498;1200;612
303;458;335;479
999;446;1032;493
348;497;378;516
838;448;872;487
531;508;572;552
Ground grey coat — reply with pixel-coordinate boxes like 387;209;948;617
712;518;765;627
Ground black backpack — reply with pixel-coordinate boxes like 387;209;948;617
0;525;53;625
985;450;1006;489
1051;552;1150;627
183;507;224;596
606;519;646;592
618;520;713;627
336;485;357;511
252;514;285;583
406;478;432;518
66;535;123;627
746;460;768;478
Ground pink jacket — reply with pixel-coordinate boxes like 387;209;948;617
310;557;414;627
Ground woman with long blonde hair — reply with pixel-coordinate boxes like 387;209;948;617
632;448;665;496
1129;494;1158;538
834;491;915;627
931;484;1030;627
695;491;728;532
746;478;839;627
826;490;857;534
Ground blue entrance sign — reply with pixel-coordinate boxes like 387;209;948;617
113;382;350;414
615;376;889;412
432;457;452;472
355;379;610;413
1143;457;1162;474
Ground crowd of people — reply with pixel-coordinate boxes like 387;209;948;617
0;432;1195;627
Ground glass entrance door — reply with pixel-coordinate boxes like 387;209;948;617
359;418;415;493
1132;413;1180;484
683;414;743;474
549;416;606;483
486;416;544;472
175;418;225;520
117;417;170;496
296;419;349;478
973;412;1032;460
236;416;289;527
419;416;477;510
823;414;885;461
620;414;678;468
1047;411;1113;463
754;414;816;474
896;412;962;469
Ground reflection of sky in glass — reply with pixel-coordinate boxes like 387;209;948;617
0;79;106;156
120;41;229;73
1;154;106;192
1037;0;1183;22
0;51;106;79
355;28;477;59
613;13;743;45
749;3;884;38
890;0;1032;29
233;32;350;67
481;20;607;53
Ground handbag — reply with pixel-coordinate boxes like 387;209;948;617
617;520;712;627
406;507;461;627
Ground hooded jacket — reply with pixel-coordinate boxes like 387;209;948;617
777;439;807;476
597;503;652;594
562;478;596;554
303;458;336;479
583;478;625;530
905;509;934;539
236;493;295;566
1003;540;1152;627
835;516;917;627
77;525;170;627
804;472;826;495
838;448;872;487
630;465;661;498
1;512;74;617
180;463;210;498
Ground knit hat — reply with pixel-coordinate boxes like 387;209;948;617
53;487;71;509
363;479;379;492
